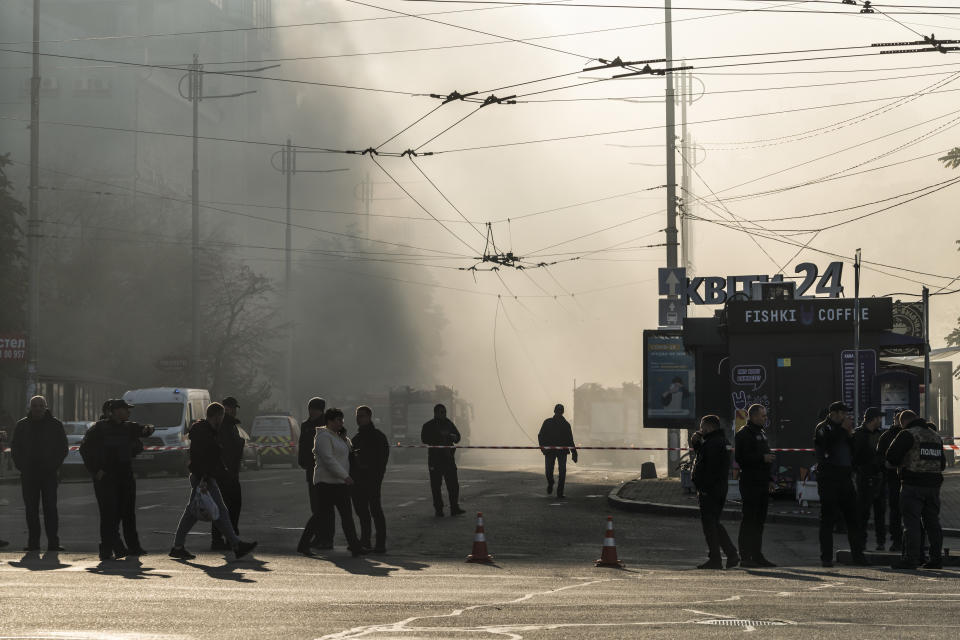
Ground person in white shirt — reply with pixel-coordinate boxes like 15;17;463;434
312;408;364;557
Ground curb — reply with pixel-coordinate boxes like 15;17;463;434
607;481;960;537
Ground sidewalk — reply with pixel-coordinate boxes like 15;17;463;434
609;473;960;536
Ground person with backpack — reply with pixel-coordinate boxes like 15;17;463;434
169;402;257;561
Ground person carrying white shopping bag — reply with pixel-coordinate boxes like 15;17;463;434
169;402;257;561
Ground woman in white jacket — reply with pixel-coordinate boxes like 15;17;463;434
309;407;363;557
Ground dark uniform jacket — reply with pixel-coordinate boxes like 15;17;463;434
885;418;945;487
538;416;576;455
421;417;461;465
298;416;323;483
217;414;245;475
814;417;853;475
352;423;390;484
79;419;149;476
187;419;227;479
877;425;902;461
11;411;68;475
690;428;730;495
852;425;884;476
734;421;773;486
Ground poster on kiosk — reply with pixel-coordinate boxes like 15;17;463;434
643;330;696;429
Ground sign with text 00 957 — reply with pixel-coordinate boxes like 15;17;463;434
643;330;696;429
0;334;27;361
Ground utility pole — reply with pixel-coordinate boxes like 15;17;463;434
853;249;861;423
180;56;274;388
679;63;694;275
26;0;41;401
923;286;931;417
270;144;346;410
664;0;681;476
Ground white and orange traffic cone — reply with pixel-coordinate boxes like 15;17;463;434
595;515;624;568
466;512;494;563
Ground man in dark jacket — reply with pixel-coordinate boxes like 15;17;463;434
852;407;886;551
351;405;390;553
877;410;905;552
211;396;245;550
734;404;776;568
169;402;257;561
421;404;465;517
11;396;68;551
297;397;334;553
885;411;945;569
690;414;738;570
79;398;154;561
814;402;867;567
538;404;578;498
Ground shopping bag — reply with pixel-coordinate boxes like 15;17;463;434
190;481;220;522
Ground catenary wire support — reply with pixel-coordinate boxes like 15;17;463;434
873;34;960;55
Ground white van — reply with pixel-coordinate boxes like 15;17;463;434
122;387;210;475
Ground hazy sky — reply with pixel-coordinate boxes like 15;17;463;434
3;0;959;443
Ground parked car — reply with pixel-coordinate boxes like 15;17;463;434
238;426;262;472
61;421;95;477
249;414;300;467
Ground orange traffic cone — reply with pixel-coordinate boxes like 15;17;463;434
595;515;624;568
466;512;494;563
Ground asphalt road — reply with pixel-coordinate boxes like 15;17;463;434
1;456;959;639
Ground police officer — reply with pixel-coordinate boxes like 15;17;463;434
690;415;739;570
11;396;68;551
814;401;867;567
734;404;776;568
538;404;578;498
877;410;905;552
421;404;465;517
351;405;389;553
79;399;154;561
853;407;886;551
298;397;334;553
885;410;945;569
212;396;244;551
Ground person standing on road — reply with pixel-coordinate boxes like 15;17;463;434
298;397;334;553
211;396;245;551
885;410;945;570
877;410;905;552
853;407;887;551
734;404;776;568
79;398;154;561
690;415;739;570
538;404;578;498
351;405;389;553
421;404;465;517
11;396;68;552
814;402;868;567
169;402;257;561
311;407;364;557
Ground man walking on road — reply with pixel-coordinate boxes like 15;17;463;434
298;397;334;553
351;405;389;553
690;415;738;570
734;404;776;568
885;410;945;570
212;396;244;551
853;407;886;550
11;396;67;551
421;404;465;517
169;402;257;561
814;402;868;567
538;404;577;498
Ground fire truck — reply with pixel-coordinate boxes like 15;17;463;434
388;386;472;462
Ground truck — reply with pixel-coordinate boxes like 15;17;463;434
388;386;472;462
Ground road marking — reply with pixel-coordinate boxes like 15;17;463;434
137;505;163;511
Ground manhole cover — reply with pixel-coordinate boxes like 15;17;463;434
698;619;788;627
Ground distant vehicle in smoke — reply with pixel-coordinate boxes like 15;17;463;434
249;414;300;468
61;420;95;478
389;386;472;462
123;387;211;477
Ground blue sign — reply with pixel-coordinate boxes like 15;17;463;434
658;268;686;297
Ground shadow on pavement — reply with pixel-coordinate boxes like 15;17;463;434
740;567;886;582
86;557;172;579
175;556;269;583
7;551;72;571
788;568;886;581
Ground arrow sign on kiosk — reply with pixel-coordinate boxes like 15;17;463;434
658;268;686;297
